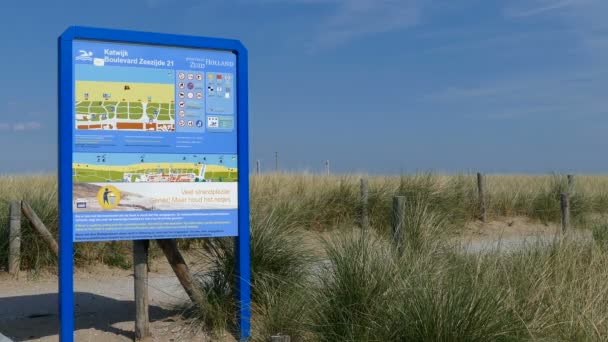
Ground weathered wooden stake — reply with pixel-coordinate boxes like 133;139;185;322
275;152;279;172
133;240;151;340
360;178;369;230
21;201;59;257
156;239;206;305
8;201;22;276
561;192;570;232
567;174;575;195
477;173;487;222
256;160;261;175
392;196;406;251
271;335;291;342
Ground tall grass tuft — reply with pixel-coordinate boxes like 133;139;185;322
483;239;608;340
592;221;608;249
393;251;525;341
185;208;315;335
309;225;525;341
250;281;313;341
310;229;400;341
398;194;449;250
307;229;608;341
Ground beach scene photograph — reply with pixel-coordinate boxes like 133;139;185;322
1;1;608;341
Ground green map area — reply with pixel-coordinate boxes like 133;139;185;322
75;101;174;122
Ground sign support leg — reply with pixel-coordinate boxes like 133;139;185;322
236;234;251;341
134;240;151;340
58;226;74;342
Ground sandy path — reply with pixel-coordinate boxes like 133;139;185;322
0;218;594;341
456;216;593;252
0;261;207;341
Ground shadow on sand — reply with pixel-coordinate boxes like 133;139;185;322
0;292;177;341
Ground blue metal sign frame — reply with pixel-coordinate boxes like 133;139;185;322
58;26;250;341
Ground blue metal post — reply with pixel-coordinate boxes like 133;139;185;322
58;28;75;342
235;43;251;341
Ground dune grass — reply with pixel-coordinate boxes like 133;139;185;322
178;207;316;338
2;174;608;339
253;173;608;229
188;191;608;340
2;173;608;271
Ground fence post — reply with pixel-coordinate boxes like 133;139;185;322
256;160;261;175
561;192;570;232
477;173;487;222
360;178;369;230
155;239;206;306
392;196;406;251
8;201;22;276
21;201;59;257
567;174;575;195
133;240;150;340
275;152;278;172
271;335;291;342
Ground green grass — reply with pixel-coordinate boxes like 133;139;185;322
181;208;315;337
251;173;608;232
3;173;608;272
3;173;608;339
304;229;527;341
185;197;608;340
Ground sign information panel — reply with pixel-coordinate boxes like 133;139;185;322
72;40;239;242
59;27;250;341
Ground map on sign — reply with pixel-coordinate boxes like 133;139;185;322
75;65;175;132
70;39;239;242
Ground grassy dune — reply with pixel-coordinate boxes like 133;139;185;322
251;173;608;230
191;186;608;341
1;173;608;270
2;173;608;339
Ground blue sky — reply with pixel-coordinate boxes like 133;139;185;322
0;0;606;174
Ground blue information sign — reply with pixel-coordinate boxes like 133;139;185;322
59;27;250;340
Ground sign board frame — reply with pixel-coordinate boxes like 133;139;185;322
58;26;250;341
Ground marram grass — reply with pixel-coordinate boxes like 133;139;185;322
191;203;608;340
2;173;608;270
3;174;608;340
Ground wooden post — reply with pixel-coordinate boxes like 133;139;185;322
392;196;406;251
477;173;487;222
360;178;369;230
561;192;570;232
8;201;22;276
156;239;206;305
325;160;330;176
21;201;59;257
271;335;291;342
256;160;261;175
275;152;278;172
133;240;150;340
567;174;575;195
